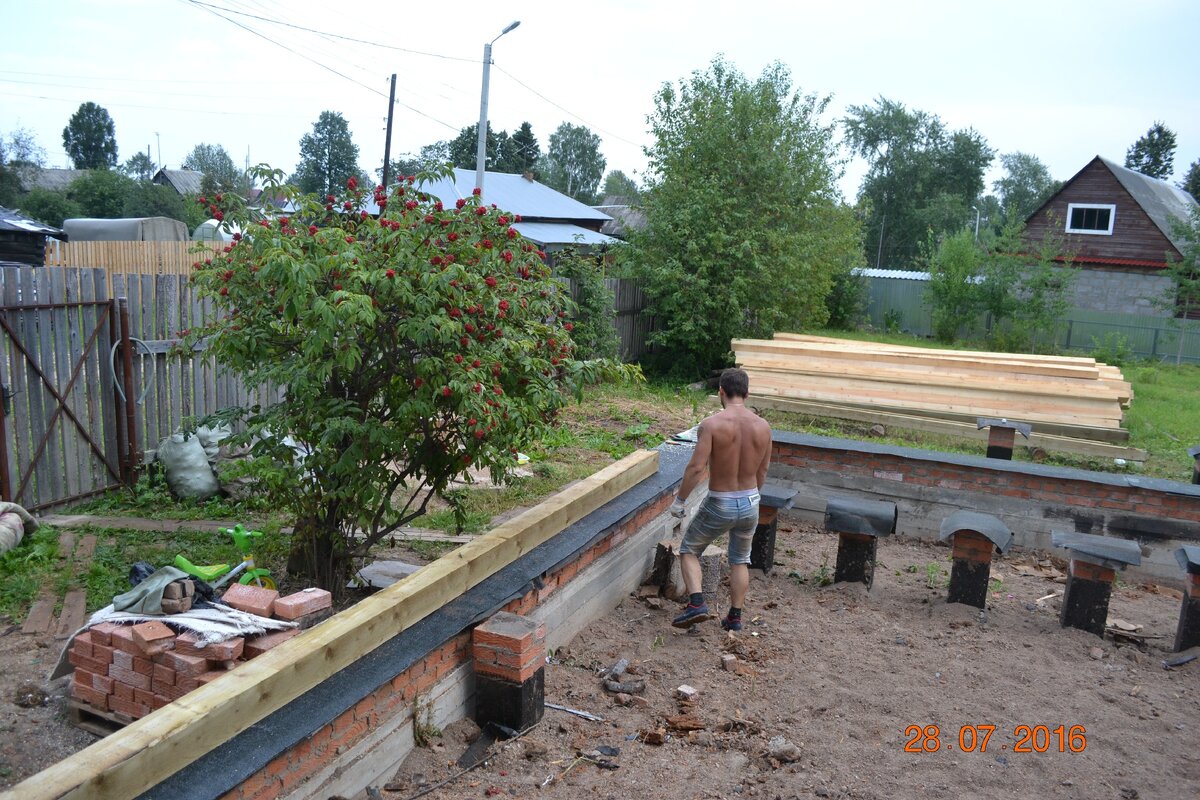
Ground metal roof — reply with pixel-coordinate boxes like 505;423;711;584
413;169;610;222
1100;157;1198;253
153;169;204;196
511;222;620;248
854;268;930;281
0;205;65;238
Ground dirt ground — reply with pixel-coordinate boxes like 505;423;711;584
385;519;1199;800
2;518;1197;798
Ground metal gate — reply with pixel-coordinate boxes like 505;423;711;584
0;267;136;511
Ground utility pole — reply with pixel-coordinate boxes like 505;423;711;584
154;132;161;168
382;73;397;190
475;21;520;193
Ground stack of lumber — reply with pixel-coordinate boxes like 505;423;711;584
733;334;1144;461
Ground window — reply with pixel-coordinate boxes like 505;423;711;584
1065;203;1115;235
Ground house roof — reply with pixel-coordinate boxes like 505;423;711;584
0;205;66;239
401;169;611;222
593;195;646;239
510;222;621;249
25;168;88;192
1098;156;1198;252
153;168;204;195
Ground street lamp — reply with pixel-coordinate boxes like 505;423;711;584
475;20;521;193
971;205;981;242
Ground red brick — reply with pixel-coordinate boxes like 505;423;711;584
243;628;301;658
475;658;543;684
153;677;192;701
1070;559;1115;583
110;624;142;655
196;670;229;686
157;651;209;676
473;642;544;673
176;675;200;692
89;622;120;647
112;649;133;670
112;680;134;701
92;643;114;666
152;663;176;686
273;588;332;620
132;655;154;677
131;620;176;655
952;531;995;563
108;695;149;719
71;679;108;710
67;649;108;675
71;631;94;659
221;583;279;618
175;632;245;660
108;665;151;691
472;612;545;653
134;688;156;708
92;672;114;694
1187;573;1200;599
151;695;171;710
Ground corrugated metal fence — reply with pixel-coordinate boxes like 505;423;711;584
864;273;1200;363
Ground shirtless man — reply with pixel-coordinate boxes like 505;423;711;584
669;368;772;631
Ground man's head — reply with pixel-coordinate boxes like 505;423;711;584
719;368;750;401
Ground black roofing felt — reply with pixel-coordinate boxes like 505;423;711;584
938;510;1014;553
139;444;691;800
824;495;898;537
772;431;1200;499
1051;530;1142;565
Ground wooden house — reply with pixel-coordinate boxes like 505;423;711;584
0;206;65;266
1023;156;1198;317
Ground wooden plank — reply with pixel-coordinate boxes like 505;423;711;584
746;395;1130;442
161;275;183;436
745;371;1123;426
149;273;169;453
771;333;1105;367
737;338;1102;380
1;268;29;504
55;589;87;638
741;395;1147;461
21;594;55;635
20;448;659;800
51;268;78;501
21;267;48;507
735;352;1122;401
87;269;119;492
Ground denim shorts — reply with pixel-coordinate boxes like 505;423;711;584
679;492;760;565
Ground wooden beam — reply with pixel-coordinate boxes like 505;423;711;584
15;449;660;800
771;333;1105;367
738;395;1147;462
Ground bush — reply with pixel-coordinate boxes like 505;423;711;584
825;268;869;330
555;247;620;360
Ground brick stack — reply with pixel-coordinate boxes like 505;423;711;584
472;611;546;732
68;587;332;726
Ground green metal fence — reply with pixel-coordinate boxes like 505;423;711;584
864;275;1200;363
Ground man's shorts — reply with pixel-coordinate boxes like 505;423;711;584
679;490;760;566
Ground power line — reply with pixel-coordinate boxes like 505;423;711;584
0;90;314;119
0;69;295;86
185;0;477;63
492;65;643;148
0;77;314;103
183;0;460;132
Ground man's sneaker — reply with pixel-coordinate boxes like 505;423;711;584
721;614;743;632
672;602;713;628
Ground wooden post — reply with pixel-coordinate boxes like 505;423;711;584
986;426;1017;460
749;506;778;576
1175;573;1200;652
473;612;546;732
834;532;877;588
118;297;139;485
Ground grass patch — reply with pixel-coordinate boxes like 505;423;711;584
70;473;280;522
0;527;60;620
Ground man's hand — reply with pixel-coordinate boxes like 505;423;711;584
669;497;687;519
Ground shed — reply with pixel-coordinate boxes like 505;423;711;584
0;206;66;267
63;217;189;242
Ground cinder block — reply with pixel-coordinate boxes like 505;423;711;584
175;632;244;661
221;583;279;617
273;588;332;620
131;620;176;655
243;628;301;658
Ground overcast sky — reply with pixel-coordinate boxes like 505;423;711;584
2;0;1197;200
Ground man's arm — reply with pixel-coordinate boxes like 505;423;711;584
676;421;712;503
756;426;772;490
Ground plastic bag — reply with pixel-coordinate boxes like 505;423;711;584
158;432;220;499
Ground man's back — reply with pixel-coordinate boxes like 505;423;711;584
705;407;772;492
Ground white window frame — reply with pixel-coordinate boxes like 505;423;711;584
1065;203;1116;235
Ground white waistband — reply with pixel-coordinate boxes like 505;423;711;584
708;488;760;500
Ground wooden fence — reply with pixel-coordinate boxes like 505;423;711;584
0;266;277;510
44;241;218;287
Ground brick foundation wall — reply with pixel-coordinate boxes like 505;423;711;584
769;432;1200;581
217;489;676;800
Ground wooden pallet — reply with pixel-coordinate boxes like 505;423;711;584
68;699;130;737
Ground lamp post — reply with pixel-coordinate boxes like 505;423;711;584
971;205;981;242
475;20;521;193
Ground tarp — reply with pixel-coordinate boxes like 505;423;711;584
63;216;189;241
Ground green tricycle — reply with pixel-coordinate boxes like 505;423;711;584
174;524;276;590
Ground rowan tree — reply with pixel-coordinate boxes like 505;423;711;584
185;165;637;592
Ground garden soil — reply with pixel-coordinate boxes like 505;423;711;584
2;519;1198;798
